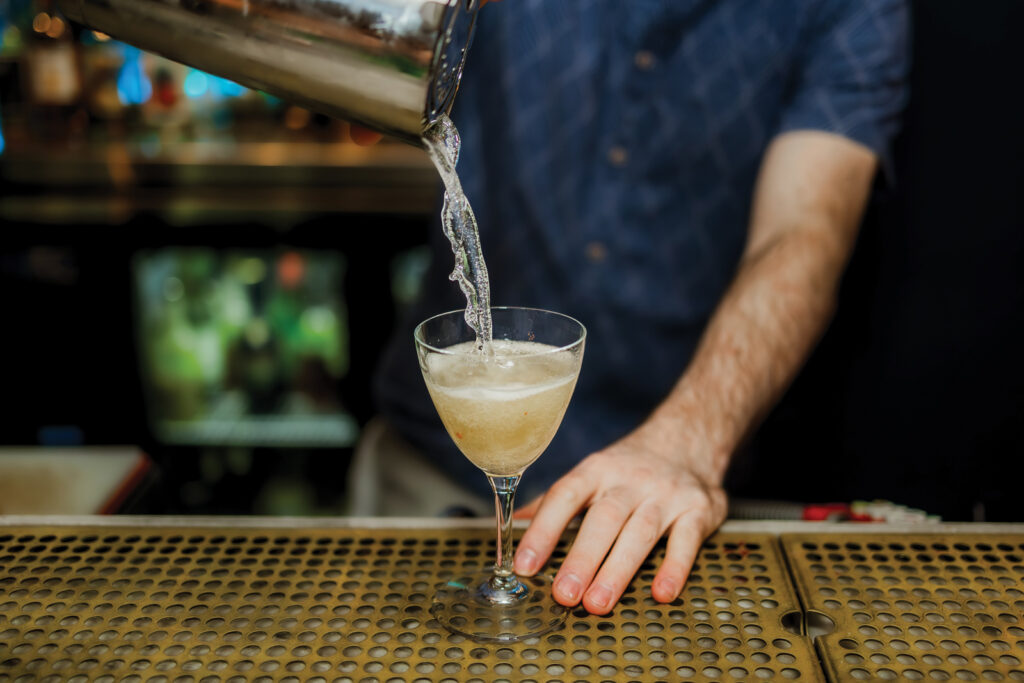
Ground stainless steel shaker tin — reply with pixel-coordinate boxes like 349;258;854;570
57;0;480;145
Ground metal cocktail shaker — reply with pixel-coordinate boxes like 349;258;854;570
57;0;480;145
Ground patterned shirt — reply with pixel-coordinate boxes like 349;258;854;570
376;0;910;501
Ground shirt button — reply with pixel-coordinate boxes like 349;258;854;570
585;241;608;263
634;50;655;70
607;145;628;166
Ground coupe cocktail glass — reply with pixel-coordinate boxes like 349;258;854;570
414;307;585;642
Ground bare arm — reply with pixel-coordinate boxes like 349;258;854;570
513;129;879;614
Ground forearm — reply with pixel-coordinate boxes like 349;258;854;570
654;227;852;480
646;132;877;483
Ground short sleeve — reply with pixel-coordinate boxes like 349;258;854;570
778;0;910;176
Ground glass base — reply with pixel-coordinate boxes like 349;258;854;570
431;569;568;643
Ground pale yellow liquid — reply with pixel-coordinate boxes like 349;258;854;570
423;340;580;475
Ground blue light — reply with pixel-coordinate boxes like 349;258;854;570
38;425;85;447
116;45;152;105
211;75;246;98
183;69;209;99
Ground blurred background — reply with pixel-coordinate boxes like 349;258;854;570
0;0;1021;519
0;0;436;515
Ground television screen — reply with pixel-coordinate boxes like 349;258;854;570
133;247;357;448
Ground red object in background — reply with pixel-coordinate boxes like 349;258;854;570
154;70;178;108
278;251;305;289
802;503;875;522
156;83;176;107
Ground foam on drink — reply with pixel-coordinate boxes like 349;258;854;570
423;340;579;475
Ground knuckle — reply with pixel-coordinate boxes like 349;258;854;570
637;520;660;547
632;463;656;481
593;491;633;519
581;450;610;470
710;490;728;518
658;556;687;581
549;476;586;507
695;505;722;535
684;483;715;509
635;503;664;534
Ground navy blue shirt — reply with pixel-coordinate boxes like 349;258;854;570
376;0;910;501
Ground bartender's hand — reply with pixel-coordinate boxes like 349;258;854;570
513;417;727;615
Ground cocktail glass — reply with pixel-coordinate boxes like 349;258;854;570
414;306;586;642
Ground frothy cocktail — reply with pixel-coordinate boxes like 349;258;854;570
423;340;578;475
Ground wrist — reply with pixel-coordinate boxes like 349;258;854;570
638;404;733;487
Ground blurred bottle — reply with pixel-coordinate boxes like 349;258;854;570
24;0;84;143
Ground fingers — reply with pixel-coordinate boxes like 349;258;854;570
513;452;728;614
551;490;638;606
513;474;593;577
581;501;666;614
651;509;707;602
652;488;726;602
578;488;725;612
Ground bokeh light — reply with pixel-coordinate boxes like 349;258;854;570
117;46;152;105
183;69;209;99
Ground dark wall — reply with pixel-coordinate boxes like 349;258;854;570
735;0;1024;521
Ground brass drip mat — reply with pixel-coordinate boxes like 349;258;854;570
782;534;1024;682
0;526;819;682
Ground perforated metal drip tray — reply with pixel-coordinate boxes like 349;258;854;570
0;521;1022;683
783;534;1024;682
0;525;815;682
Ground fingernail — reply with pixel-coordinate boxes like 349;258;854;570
515;548;537;574
555;573;582;602
655;578;678;601
587;583;613;611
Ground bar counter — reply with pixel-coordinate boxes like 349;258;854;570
1;517;1022;682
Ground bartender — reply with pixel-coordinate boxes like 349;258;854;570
354;0;910;615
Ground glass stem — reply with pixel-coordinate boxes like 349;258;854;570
487;474;521;591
